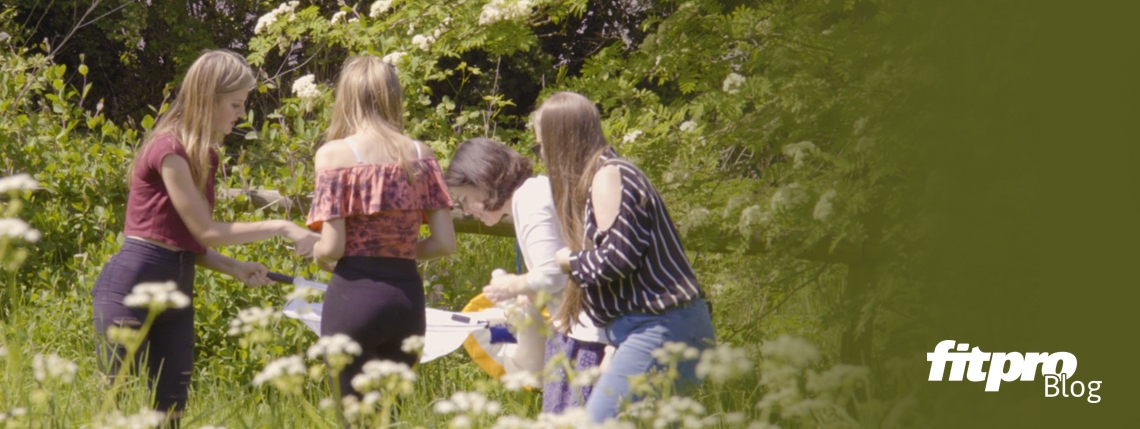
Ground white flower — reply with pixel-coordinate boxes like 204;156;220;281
723;72;745;94
253;355;307;394
308;334;362;370
291;74;321;102
622;397;706;429
331;11;347;24
782;141;816;168
434;391;501;416
318;397;336;409
0;173;37;193
90;407;165;429
351;359;416;394
696;344;754;383
412;34;434;51
679;120;697;133
0;346;7;358
760;335;820;368
382;50;406;65
570;366;603;387
227;306;282;337
0;218;40;242
32;353;79;384
450;415;472;429
370;0;394;18
813;189;837;221
769;183;808;212
123;281;190;312
623;129;643;144
342;395;361;418
650;341;700;366
255;1;300;35
738;204;768;238
479;0;534;26
401;335;425;354
500;371;539;391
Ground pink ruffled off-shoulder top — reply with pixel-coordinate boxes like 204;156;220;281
306;155;453;260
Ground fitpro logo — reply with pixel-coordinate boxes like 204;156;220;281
926;340;1101;403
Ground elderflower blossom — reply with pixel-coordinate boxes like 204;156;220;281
292;74;321;102
351;359;416;394
500;371;539;391
382;50;406;65
0;173;37;193
331;11;347;24
679;120;697;133
370;0;394;18
123;281;190;312
90;407;165;429
782;141;817;168
813;189;837;221
723;72;745;94
253;355;307;394
32;353;79;384
769;183;808;212
412;34;434;51
308;334;362;370
623;129;643;144
650;341;700;366
254;1;300;35
738;205;768;238
696;343;754;383
760;335;820;368
434;391;502;416
479;0;534;26
0;218;40;242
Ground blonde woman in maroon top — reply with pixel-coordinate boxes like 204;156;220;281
91;50;319;422
306;56;455;400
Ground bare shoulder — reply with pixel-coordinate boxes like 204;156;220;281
591;164;623;195
414;140;437;160
315;140;352;170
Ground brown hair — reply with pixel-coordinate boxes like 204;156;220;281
536;92;611;331
444;137;533;212
131;49;256;191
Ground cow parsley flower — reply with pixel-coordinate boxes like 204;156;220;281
0;173;37;193
651;341;700;366
0;218;40;242
253;355;307;394
123;281;190;312
723;72;745;94
32;353;78;384
308;334;362;370
696;344;754;383
434;391;502;415
760;335;820;368
500;371;539;391
570;366;603;387
813;190;837;221
90;407;165;429
351;359;416;394
401;335;425;354
228;306;282;344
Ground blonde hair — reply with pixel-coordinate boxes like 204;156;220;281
132;49;256;191
325;55;416;179
537;92;611;331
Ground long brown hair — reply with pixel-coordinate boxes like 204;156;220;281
131;49;256;192
444;137;533;212
325;55;417;179
537;92;611;331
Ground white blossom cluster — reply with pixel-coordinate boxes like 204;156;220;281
0;173;37;193
308;334;362;370
723;72;746;94
782;141;817;169
695;343;754;384
254;1;300;35
679;120;697;133
412;34;436;51
500;370;540;391
622;396;707;429
123;281;190;312
350;359;416;394
0;346;7;358
90;407;165;429
769;183;808;212
227;306;282;336
650;341;700;366
382;50;406;65
761;335;820;369
32;353;79;384
569;366;602;388
331;11;347;24
622;129;644;144
369;0;394;18
813;189;837;221
738;204;768;238
479;0;534;26
401;335;425;354
0;218;40;242
253;355;307;394
491;407;637;429
434;391;502;416
291;74;321;102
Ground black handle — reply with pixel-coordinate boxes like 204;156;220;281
267;272;294;284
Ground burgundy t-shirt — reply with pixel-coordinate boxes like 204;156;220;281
122;134;218;254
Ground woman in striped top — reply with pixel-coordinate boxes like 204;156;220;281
539;92;716;422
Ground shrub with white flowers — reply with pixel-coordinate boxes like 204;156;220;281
478;0;534;26
254;1;300;34
723;72;746;94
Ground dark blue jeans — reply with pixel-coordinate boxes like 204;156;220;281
92;238;196;413
586;298;716;422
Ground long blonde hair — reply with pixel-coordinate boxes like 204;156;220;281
132;49;256;191
537;92;611;331
325;55;416;179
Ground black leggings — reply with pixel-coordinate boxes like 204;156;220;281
92;238;196;413
322;256;425;398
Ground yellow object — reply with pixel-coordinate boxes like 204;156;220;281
461;293;507;379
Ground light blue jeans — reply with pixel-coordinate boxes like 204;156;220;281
585;299;716;422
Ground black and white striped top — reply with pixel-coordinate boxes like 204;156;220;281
568;150;705;326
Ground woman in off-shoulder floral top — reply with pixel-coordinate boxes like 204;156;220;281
306;56;455;400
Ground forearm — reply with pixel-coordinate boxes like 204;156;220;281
196;249;240;277
195;219;290;248
415;236;453;261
